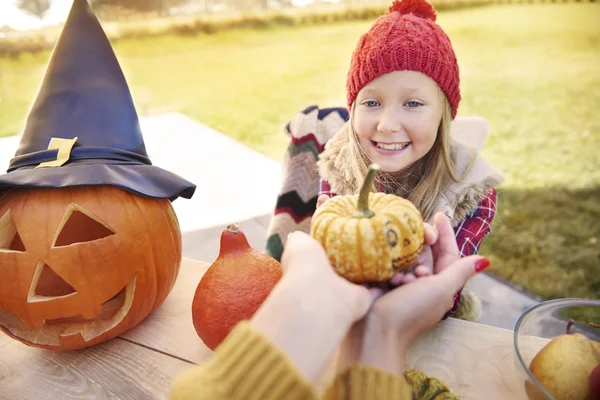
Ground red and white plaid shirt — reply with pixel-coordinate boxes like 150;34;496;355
319;178;497;318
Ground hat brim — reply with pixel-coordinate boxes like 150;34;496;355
0;161;196;201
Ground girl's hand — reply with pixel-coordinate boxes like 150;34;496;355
390;222;439;285
372;212;461;298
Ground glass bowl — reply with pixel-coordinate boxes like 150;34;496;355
513;298;600;400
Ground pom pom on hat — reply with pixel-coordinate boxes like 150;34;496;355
388;0;437;22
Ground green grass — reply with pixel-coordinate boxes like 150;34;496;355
1;4;599;302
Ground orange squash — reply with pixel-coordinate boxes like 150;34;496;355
0;186;182;350
192;223;282;350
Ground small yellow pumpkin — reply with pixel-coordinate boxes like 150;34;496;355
310;164;424;283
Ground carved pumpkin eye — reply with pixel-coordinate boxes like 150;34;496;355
0;210;26;252
52;204;115;247
23;204;116;302
28;261;77;301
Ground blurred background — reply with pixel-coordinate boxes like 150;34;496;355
1;0;599;306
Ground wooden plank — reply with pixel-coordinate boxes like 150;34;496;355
120;258;213;364
0;337;191;400
0;333;11;348
317;319;550;400
123;258;550;399
121;258;342;394
404;318;549;400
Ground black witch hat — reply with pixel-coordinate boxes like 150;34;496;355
0;0;196;201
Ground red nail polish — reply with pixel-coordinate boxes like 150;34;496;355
474;258;490;273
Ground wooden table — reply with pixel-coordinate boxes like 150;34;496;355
0;258;547;399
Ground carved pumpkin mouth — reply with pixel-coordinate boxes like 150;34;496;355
0;276;137;347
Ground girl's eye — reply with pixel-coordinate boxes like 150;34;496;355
363;100;380;108
406;101;422;108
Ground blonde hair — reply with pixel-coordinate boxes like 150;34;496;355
347;95;463;222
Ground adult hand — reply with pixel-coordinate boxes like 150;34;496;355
251;230;372;384
339;212;490;375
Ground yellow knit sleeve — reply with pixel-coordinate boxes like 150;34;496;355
322;364;414;400
169;321;317;400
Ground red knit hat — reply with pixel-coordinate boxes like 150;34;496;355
346;0;461;119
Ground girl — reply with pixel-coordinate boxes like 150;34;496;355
316;0;505;321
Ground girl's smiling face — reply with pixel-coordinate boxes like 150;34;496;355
353;70;444;173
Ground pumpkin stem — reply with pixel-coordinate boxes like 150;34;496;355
567;319;575;334
226;223;241;233
355;164;380;218
219;223;250;255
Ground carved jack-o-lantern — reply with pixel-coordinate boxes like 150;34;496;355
0;186;182;350
0;0;195;350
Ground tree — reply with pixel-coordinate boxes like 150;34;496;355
16;0;51;20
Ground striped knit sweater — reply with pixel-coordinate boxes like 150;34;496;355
265;105;349;261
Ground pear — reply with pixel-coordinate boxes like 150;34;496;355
527;320;600;400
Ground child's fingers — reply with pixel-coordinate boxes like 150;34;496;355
390;273;403;286
400;273;416;284
368;287;386;301
317;194;331;208
413;265;432;277
423;223;439;245
417;245;433;269
390;264;430;286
